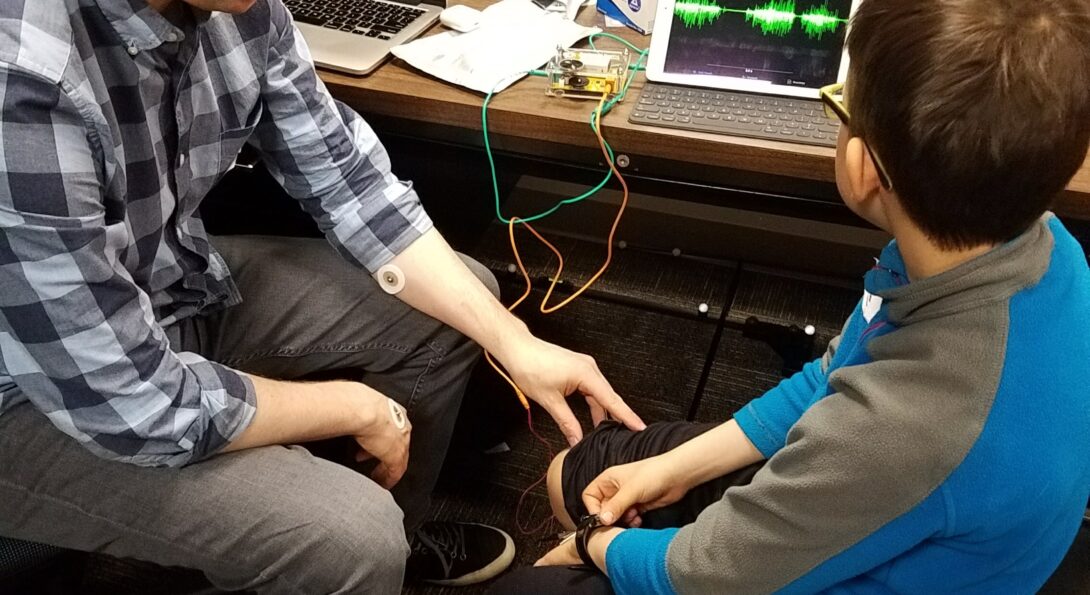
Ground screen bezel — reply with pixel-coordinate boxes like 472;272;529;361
646;0;861;99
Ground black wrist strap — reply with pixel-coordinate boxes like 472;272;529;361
575;514;602;570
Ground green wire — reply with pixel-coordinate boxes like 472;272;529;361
588;32;647;70
485;45;648;225
589;32;641;51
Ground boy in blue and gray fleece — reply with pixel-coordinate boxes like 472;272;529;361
492;0;1090;593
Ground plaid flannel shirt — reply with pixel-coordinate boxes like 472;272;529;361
0;0;433;466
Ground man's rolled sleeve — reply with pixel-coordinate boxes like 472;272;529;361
249;3;433;273
172;353;257;463
0;68;256;467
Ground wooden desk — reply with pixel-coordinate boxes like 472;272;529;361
320;0;1090;220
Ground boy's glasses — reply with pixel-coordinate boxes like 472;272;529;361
819;83;894;191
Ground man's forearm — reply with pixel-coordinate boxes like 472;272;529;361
382;229;531;359
222;376;377;453
381;228;644;444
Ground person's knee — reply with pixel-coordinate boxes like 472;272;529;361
458;254;500;300
548;449;576;531
226;464;409;594
310;489;409;592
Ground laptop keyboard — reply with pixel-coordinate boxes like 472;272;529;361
630;83;841;148
284;0;427;40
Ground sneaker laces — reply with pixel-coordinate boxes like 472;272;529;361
413;523;468;563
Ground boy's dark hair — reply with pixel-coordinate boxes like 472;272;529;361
847;0;1090;249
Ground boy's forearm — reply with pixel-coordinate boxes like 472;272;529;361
662;419;765;489
222;376;379;453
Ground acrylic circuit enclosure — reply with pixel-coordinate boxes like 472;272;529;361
545;47;630;100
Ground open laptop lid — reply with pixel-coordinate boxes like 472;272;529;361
646;0;860;99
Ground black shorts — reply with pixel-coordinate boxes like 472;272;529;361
561;420;764;529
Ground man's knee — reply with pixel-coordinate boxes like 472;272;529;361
255;490;408;594
458;253;500;300
218;453;410;594
311;497;409;593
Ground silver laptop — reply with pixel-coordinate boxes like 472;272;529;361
284;0;444;75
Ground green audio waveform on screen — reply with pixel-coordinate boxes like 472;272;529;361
674;0;847;39
674;0;727;28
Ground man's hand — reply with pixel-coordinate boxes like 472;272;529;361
353;395;412;489
501;335;645;446
375;230;644;445
225;378;412;489
583;455;689;527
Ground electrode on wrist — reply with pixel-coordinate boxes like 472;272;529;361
388;398;407;430
376;264;406;295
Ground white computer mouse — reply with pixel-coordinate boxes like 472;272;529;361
439;5;482;33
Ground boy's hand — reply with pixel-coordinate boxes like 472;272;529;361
501;335;646;446
583;455;690;527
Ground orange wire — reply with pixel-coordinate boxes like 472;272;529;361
486;93;629;538
483;93;629;410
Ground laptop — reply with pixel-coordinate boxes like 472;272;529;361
284;0;444;75
629;0;862;147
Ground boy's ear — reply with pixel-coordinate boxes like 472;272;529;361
844;136;884;204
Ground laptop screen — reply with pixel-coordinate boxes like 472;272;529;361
647;0;857;98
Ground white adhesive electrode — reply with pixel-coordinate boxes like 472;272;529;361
388;399;408;430
377;264;406;295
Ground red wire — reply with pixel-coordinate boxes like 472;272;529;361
515;408;559;536
492;92;631;539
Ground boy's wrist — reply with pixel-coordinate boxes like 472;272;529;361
588;526;624;574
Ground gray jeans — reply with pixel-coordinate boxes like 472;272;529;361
0;235;499;594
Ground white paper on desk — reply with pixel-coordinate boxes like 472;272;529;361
391;0;600;94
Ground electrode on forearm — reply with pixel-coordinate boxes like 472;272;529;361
376;264;406;295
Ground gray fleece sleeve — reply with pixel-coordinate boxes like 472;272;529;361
666;307;1006;593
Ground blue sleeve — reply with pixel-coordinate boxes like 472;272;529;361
605;528;680;595
733;356;829;458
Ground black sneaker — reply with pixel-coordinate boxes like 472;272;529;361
406;521;515;586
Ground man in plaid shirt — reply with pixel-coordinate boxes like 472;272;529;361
0;0;646;590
